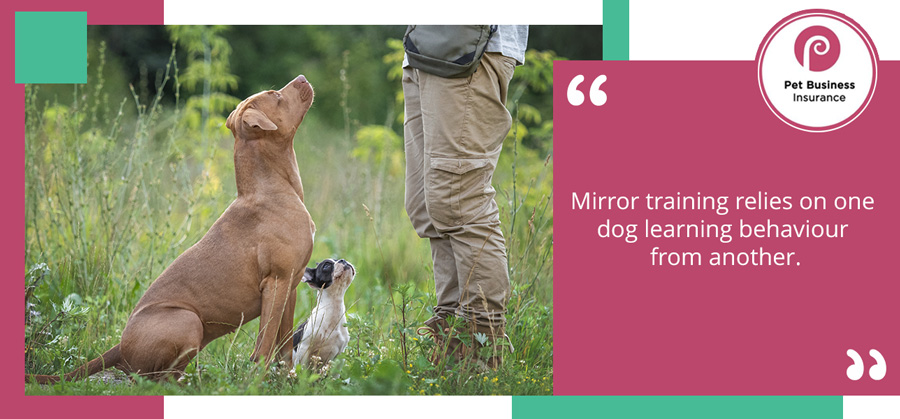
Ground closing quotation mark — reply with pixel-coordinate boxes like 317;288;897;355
846;349;887;381
869;349;887;380
567;74;607;106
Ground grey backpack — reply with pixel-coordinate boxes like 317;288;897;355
403;25;497;78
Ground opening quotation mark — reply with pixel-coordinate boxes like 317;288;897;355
846;349;887;381
567;74;607;106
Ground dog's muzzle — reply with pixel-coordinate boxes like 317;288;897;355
338;259;355;276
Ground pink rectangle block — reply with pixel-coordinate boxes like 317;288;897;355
7;0;163;24
553;61;900;395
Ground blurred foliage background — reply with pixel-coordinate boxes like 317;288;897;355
48;25;600;147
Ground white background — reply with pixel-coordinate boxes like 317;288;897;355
163;0;603;24
631;0;900;60
165;395;513;418
159;1;897;416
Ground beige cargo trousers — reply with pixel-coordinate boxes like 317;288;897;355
403;52;516;339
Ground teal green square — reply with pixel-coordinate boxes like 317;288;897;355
513;396;843;419
16;12;87;84
603;0;629;60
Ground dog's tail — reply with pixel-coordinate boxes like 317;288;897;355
26;344;123;384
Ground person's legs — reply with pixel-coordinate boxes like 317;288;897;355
417;53;516;351
403;67;460;319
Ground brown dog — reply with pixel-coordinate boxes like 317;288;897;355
27;75;316;383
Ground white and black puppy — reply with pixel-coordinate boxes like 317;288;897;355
292;258;355;370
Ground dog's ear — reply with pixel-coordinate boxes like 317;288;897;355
242;108;278;131
225;108;237;131
302;267;316;283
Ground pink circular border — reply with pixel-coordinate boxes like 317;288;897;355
756;9;879;133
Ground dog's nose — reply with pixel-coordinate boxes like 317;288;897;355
295;75;308;84
338;259;346;264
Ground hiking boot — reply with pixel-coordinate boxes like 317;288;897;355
470;323;514;370
416;316;469;365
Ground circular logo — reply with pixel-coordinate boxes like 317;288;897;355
757;10;878;132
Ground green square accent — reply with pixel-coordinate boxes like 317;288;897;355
603;0;629;60
16;12;87;84
513;396;842;419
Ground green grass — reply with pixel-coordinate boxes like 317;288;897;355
24;46;553;396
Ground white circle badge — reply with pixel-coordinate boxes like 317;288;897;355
757;10;878;132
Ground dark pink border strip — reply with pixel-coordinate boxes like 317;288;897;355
9;1;164;418
13;0;163;24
